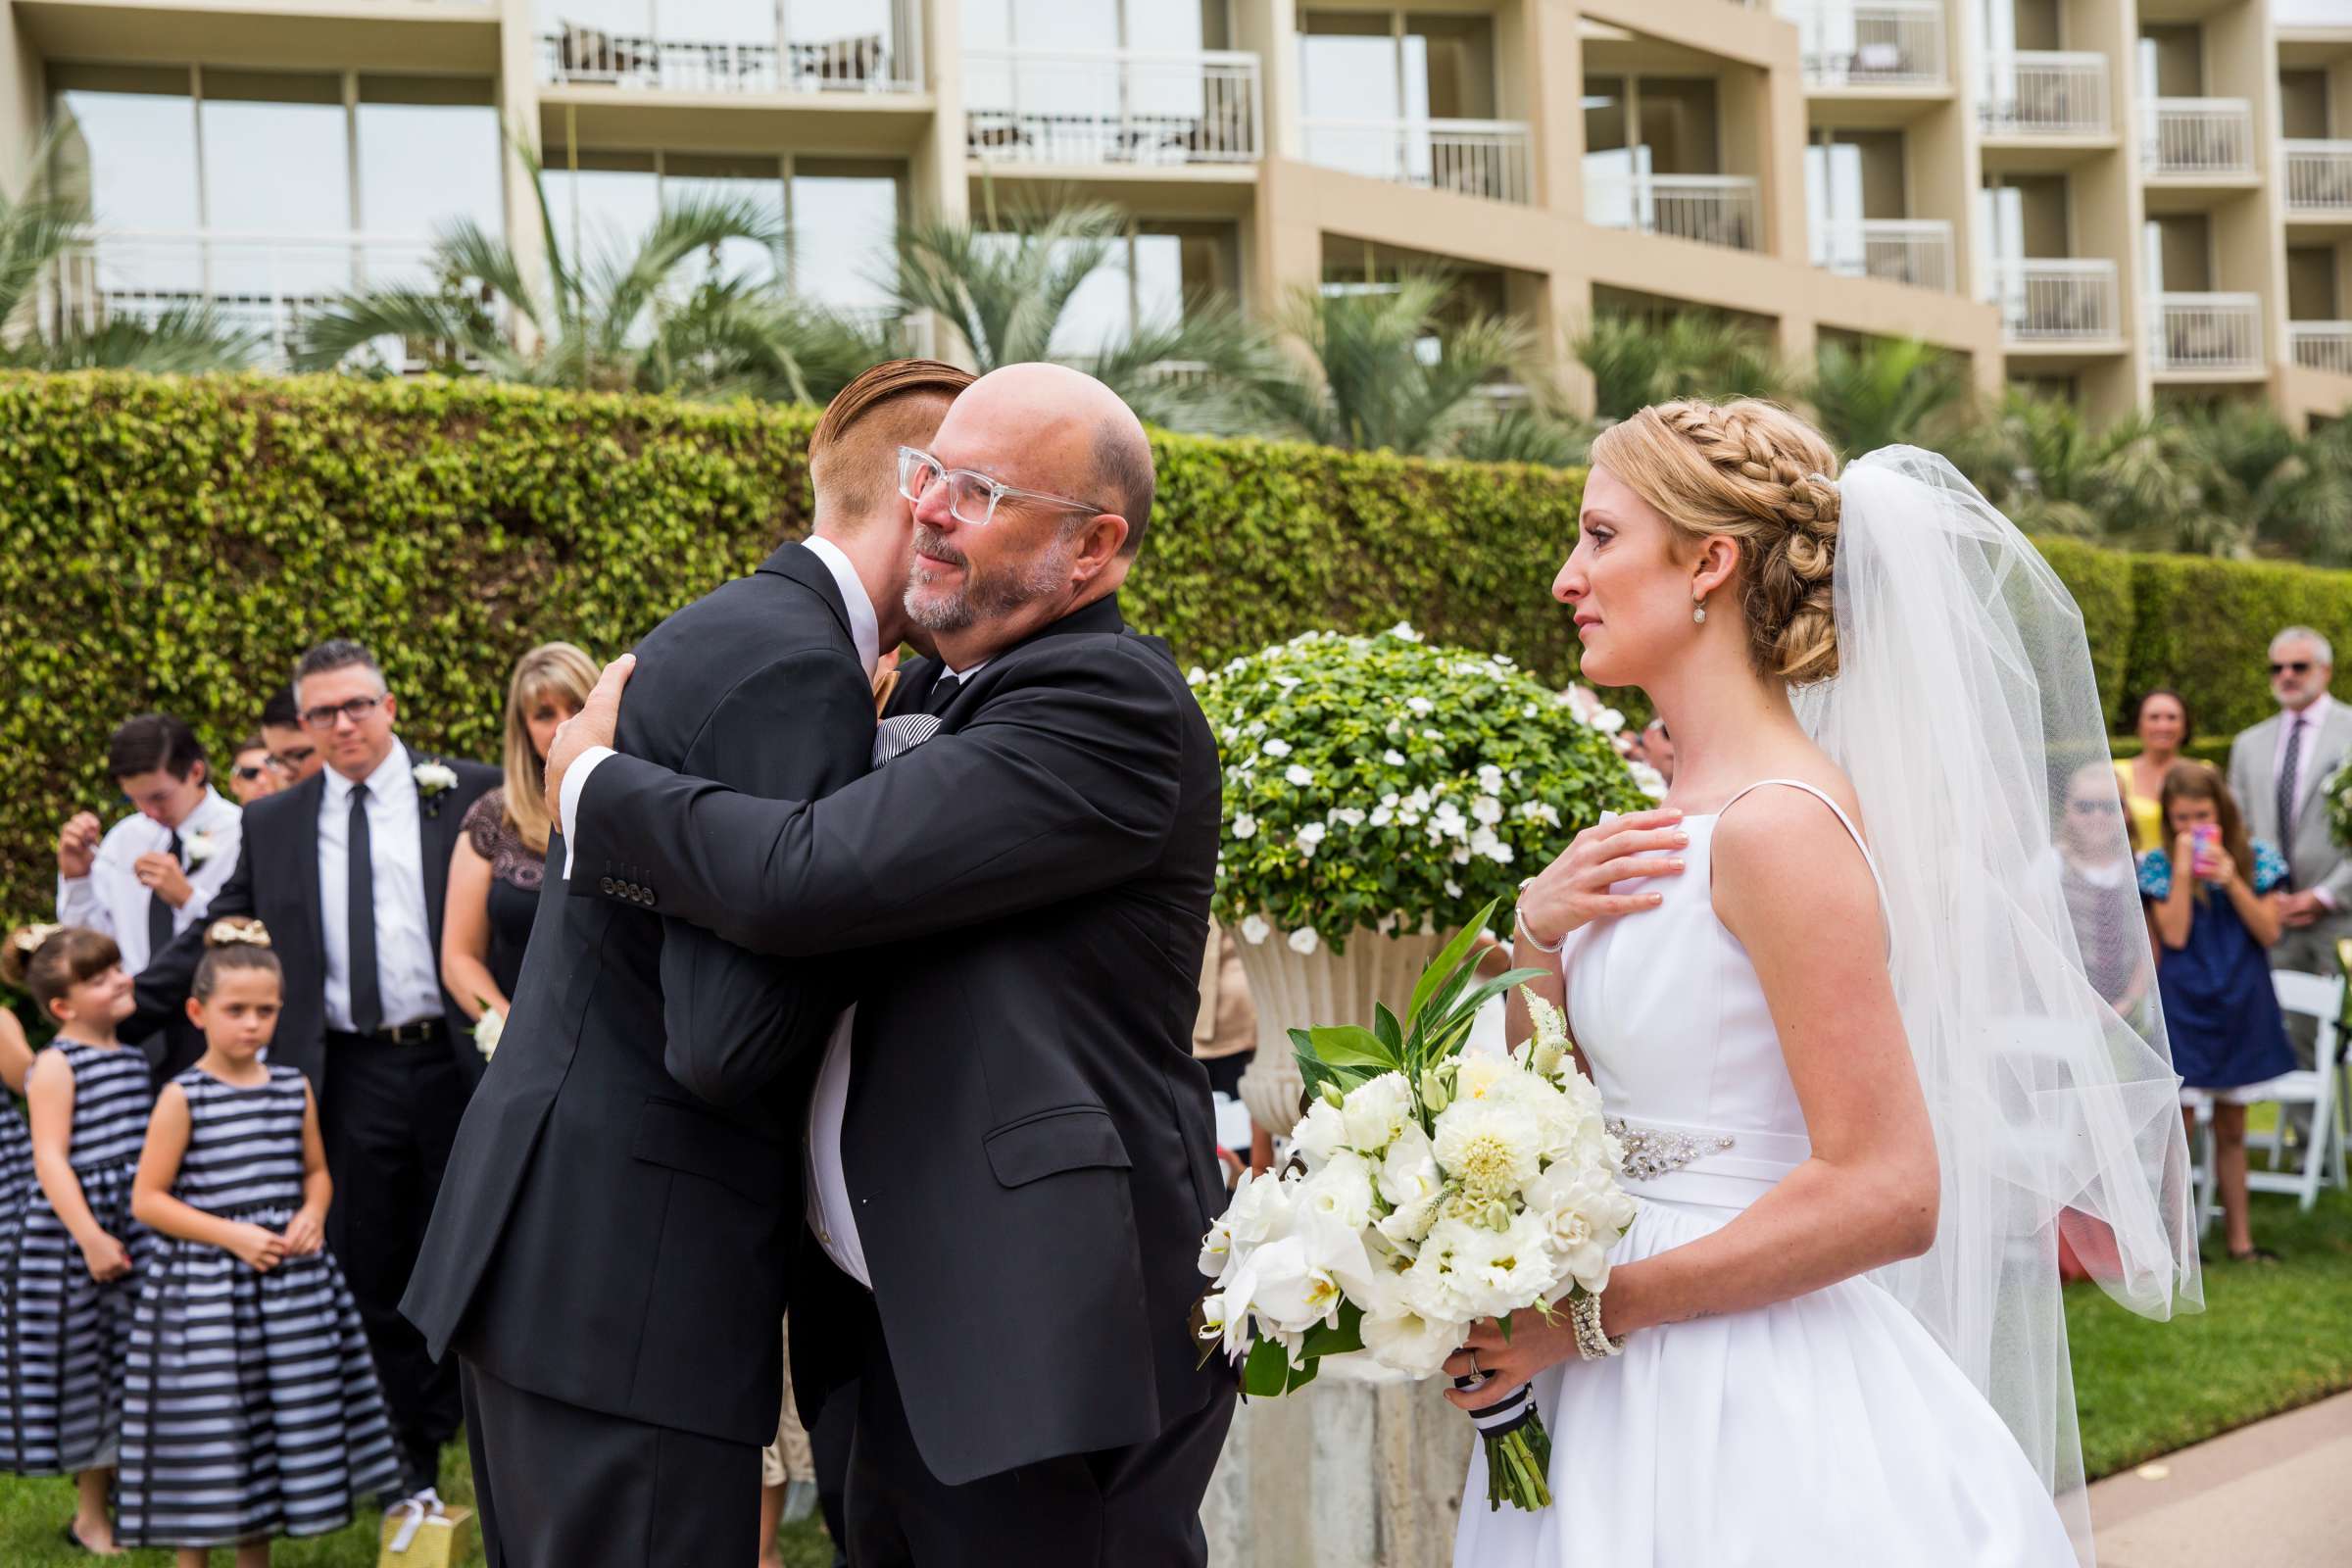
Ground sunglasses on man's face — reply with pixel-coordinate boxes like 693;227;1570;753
2273;661;2315;676
233;764;271;782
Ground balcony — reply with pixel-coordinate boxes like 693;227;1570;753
2142;98;2255;178
1988;259;2122;344
2290;322;2352;376
43;229;441;369
1812;219;1955;292
2284;141;2352;218
1586;172;1763;252
965;50;1261;167
537;14;920;94
1980;53;2110;138
1299;119;1533;205
2149;293;2264;375
1781;1;1946;89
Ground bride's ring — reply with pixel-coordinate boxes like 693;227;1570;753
1466;1349;1482;1377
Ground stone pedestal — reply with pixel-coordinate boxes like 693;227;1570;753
1199;1361;1475;1568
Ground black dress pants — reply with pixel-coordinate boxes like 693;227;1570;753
322;1028;466;1493
845;1321;1235;1568
465;1359;759;1568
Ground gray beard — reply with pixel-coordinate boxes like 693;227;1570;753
904;538;1074;634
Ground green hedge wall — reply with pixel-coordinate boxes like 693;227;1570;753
0;370;2338;922
0;372;1589;918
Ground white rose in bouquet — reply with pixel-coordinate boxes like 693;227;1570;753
1341;1071;1414;1153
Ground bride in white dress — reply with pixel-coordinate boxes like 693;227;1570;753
1448;401;2200;1565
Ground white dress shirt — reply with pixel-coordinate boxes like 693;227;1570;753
2275;694;2335;822
558;533;886;1285
56;787;243;974
318;740;445;1031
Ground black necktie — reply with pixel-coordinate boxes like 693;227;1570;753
146;829;181;958
924;672;961;716
348;782;383;1035
2278;714;2305;866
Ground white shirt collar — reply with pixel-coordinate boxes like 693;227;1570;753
2289;693;2334;730
941;659;989;682
803;534;880;674
325;738;414;808
182;785;238;835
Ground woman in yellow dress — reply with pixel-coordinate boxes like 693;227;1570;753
2116;689;2189;852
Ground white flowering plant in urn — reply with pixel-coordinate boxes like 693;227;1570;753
1195;627;1653;956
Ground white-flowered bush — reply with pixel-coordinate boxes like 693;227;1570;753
1193;627;1652;952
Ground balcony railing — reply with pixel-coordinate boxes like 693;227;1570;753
1586;172;1763;251
1980;52;2110;137
2142;98;2254;177
2291;322;2352;376
2150;293;2264;374
1300;118;1533;204
1812;219;1954;292
2284;141;2352;216
964;49;1260;166
44;228;442;369
537;13;921;94
1987;258;2121;343
1781;1;1946;89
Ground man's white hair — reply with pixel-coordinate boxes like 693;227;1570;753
2271;625;2335;667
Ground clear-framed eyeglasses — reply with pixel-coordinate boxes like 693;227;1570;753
898;445;1106;528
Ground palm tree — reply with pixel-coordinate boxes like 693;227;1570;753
1805;336;1972;456
886;201;1272;432
294;144;881;401
1944;392;2111;538
0;168;258;372
1245;274;1585;460
1573;312;1792;423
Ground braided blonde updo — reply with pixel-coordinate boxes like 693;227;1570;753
1588;399;1844;684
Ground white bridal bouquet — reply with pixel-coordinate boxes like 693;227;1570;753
1194;905;1636;1511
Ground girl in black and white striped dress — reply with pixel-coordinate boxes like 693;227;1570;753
120;920;402;1563
0;922;153;1555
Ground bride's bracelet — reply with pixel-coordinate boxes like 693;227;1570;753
1569;1292;1625;1361
1514;904;1567;956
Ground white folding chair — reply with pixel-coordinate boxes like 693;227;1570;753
2184;970;2348;1232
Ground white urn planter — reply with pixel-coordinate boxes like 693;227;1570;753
1231;926;1451;1141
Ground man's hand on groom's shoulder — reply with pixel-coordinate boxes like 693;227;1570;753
546;653;636;836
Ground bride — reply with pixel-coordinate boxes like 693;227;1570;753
1448;400;2200;1563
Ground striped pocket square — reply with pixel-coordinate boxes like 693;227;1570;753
872;712;942;767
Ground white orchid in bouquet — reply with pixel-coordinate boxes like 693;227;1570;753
1194;903;1637;1512
1192;628;1652;955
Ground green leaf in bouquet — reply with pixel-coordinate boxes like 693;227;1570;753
1243;1335;1297;1398
1372;1003;1404;1058
1302;1025;1397;1071
1300;1299;1365;1358
1418;967;1552;1060
1283;1355;1321;1394
1406;900;1502;1028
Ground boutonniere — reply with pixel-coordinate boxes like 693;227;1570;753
414;760;460;818
473;1001;506;1060
183;829;221;866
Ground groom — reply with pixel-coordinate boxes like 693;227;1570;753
549;363;1236;1566
402;359;974;1566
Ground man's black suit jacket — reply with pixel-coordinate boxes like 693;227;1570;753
130;749;499;1102
402;542;873;1447
570;591;1233;1488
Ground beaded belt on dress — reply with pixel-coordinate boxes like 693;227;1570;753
1607;1115;1811;1208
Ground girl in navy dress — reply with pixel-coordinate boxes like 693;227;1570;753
0;923;153;1555
2138;761;2296;1263
120;920;401;1563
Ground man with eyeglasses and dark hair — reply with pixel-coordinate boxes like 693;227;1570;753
132;636;496;1504
260;684;323;783
2230;624;2352;1063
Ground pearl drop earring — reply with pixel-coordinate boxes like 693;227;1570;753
1692;596;1708;625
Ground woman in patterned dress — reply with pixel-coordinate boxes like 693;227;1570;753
0;923;154;1554
0;1007;36;1269
442;643;595;1047
118;921;400;1563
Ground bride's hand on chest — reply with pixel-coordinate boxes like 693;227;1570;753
1516;808;1690;949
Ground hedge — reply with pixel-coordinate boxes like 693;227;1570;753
0;370;2337;922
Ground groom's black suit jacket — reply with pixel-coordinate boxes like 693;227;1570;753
128;751;498;1102
401;542;874;1446
570;591;1234;1486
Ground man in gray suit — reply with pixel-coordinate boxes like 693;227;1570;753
2229;625;2352;1061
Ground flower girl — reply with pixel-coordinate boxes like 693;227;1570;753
0;923;154;1555
119;920;402;1564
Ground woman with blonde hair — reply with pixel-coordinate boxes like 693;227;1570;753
442;642;597;1039
1447;402;2198;1564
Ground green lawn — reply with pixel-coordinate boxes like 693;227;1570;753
2067;1180;2352;1479
0;1441;836;1566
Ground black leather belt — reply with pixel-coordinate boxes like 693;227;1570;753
332;1020;440;1046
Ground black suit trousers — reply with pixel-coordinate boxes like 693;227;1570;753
846;1306;1234;1568
325;1029;466;1487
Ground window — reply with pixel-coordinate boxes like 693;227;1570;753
983;219;1239;358
1298;10;1497;122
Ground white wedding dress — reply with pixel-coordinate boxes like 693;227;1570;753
1454;779;2078;1567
